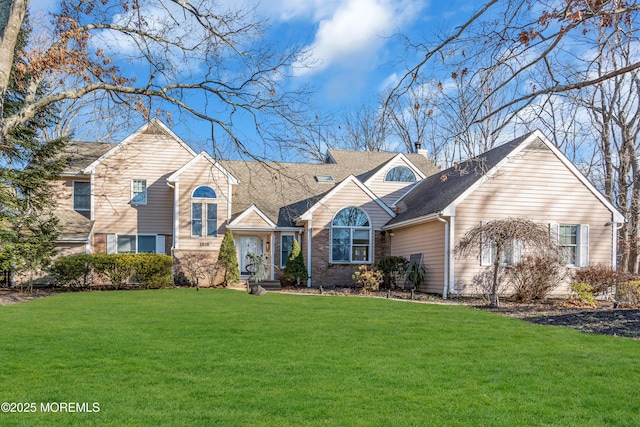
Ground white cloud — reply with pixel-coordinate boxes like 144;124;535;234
290;0;427;76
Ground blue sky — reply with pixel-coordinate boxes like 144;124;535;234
29;0;479;155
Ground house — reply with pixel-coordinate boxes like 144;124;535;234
53;119;624;296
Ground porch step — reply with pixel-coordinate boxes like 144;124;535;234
253;281;281;291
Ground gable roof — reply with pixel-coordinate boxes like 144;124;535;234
221;152;437;227
297;175;396;221
83;118;197;173
386;130;624;228
359;153;427;184
166;151;238;185
55;209;94;240
228;204;277;229
62;141;116;175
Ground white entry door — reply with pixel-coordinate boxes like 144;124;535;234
239;236;262;275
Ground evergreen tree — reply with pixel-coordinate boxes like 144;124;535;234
0;14;67;284
283;239;308;286
218;229;239;286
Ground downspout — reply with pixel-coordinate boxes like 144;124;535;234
449;216;455;296
270;232;275;280
612;222;617;269
307;219;312;288
436;214;449;299
167;180;179;254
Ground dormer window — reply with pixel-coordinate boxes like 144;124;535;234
385;166;416;182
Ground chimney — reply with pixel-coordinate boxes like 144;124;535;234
414;141;429;158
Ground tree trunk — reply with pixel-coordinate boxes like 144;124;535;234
0;0;28;126
491;261;500;308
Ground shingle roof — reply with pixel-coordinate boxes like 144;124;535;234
55;209;94;240
221;151;438;227
62;141;116;174
387;133;534;226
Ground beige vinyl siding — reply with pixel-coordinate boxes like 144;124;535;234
234;210;273;228
176;156;230;251
391;220;446;293
92;132;194;235
52;177;86;212
366;158;421;206
453;142;614;294
311;180;393;230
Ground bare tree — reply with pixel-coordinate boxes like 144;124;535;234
386;1;640;129
0;0;312;156
455;218;559;307
336;101;390;152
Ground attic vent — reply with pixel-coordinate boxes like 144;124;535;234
315;175;334;183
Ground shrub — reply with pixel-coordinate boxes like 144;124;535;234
405;260;427;290
218;229;240;286
571;282;596;306
376;256;409;289
615;280;640;307
50;254;93;289
51;253;172;289
572;264;627;296
506;256;565;302
283;239;308;286
352;265;383;293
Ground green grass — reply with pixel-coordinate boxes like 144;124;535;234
0;289;638;426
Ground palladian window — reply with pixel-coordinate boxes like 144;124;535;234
331;207;371;263
384;165;416;182
191;186;218;237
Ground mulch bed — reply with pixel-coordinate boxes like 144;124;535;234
2;287;639;339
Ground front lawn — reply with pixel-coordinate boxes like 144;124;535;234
0;289;638;426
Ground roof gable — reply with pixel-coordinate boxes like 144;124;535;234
228;204;277;229
166;151;238;185
387;130;624;228
298;175;396;221
83;118;197;173
360;153;427;185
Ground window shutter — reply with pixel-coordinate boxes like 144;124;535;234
480;221;492;266
156;235;165;254
107;234;116;254
578;224;589;267
511;239;523;265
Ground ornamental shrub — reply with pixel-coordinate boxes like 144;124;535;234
571;282;596;306
51;253;172;289
572;264;628;296
352;265;383;293
615;280;640;307
376;255;409;289
218;229;240;286
506;256;565;302
283;239;308;286
50;254;93;289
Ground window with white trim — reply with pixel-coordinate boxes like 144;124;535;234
191;186;218;237
281;234;295;267
73;181;91;214
131;179;147;205
331;207;371;263
108;234;165;254
480;239;522;266
384;166;416;182
552;224;589;266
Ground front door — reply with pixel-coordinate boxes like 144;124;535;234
239;236;262;275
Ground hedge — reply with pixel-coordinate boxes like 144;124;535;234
51;253;173;289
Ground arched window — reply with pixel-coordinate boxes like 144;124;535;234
384;166;416;182
191;186;218;237
192;186;217;198
331;207;371;263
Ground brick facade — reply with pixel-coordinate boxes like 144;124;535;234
308;228;390;288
